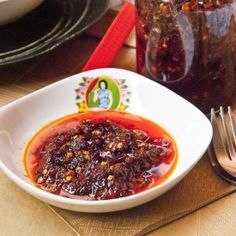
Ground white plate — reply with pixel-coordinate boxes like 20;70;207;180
0;68;212;212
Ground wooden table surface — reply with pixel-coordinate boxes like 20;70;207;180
1;13;236;236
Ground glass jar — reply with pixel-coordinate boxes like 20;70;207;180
136;0;236;113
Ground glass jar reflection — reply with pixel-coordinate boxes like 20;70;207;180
136;0;236;113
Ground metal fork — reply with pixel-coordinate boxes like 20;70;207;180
208;106;236;184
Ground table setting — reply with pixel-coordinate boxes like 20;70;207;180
1;0;236;235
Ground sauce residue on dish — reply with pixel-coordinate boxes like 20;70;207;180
24;111;178;200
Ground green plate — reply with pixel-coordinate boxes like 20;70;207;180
0;0;109;66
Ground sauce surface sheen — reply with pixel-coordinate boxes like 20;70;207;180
24;111;178;200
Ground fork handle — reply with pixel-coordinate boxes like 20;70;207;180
82;2;136;71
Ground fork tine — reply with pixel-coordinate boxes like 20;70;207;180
211;108;227;156
208;107;236;184
228;106;236;149
219;106;235;160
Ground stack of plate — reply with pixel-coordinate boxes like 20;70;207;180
0;0;109;66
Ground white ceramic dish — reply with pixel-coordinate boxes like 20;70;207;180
0;68;212;213
0;0;44;25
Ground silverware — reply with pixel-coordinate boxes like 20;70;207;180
208;106;236;184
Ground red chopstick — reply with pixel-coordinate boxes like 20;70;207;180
82;2;136;72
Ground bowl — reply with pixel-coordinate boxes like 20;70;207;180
0;0;44;25
0;68;212;212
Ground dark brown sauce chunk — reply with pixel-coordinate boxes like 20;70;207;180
25;112;177;200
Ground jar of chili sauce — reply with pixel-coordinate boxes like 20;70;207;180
136;0;236;113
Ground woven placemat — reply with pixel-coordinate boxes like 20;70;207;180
51;154;236;236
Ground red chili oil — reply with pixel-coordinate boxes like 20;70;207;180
136;0;236;113
24;111;178;200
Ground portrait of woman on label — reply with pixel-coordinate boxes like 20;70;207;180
93;80;113;109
